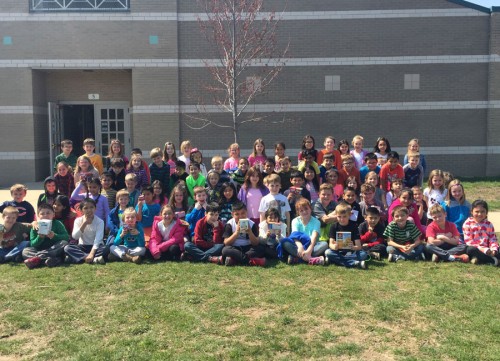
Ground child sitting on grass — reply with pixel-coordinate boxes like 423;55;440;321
358;206;387;260
149;204;186;261
23;203;69;268
384;206;423;262
0;206;32;263
109;207;145;264
258;207;286;259
325;203;368;269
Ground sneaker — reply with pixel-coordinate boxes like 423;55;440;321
308;256;324;266
388;253;395;263
432;254;440;263
358;260;368;269
208;256;223;265
64;255;73;264
420;253;427;261
369;252;381;261
248;257;266;267
45;257;61;268
453;254;470;263
107;253;120;262
324;255;330;265
93;256;106;265
287;255;300;265
470;257;479;265
493;256;499;267
224;256;236;266
130;256;142;264
180;252;192;262
24;256;42;269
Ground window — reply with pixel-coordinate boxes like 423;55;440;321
30;0;130;12
404;74;420;90
325;75;340;91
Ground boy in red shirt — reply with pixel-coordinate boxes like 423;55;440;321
379;151;404;192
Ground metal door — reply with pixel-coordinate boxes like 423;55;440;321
48;102;63;173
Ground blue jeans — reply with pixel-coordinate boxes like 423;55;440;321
325;249;368;267
0;240;29;262
282;241;329;258
184;242;224;262
387;244;425;260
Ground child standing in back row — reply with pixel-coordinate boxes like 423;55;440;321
248;138;267;170
424;169;447;223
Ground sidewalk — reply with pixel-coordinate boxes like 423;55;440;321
2;182;500;226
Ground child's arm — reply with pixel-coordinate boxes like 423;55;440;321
352;238;362;251
193;219;213;249
248;224;259;246
70;182;85;202
285;211;290;235
387;238;406;251
223;223;238;246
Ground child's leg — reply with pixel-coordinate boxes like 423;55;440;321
64;244;90;263
2;240;30;262
406;244;425;260
110;245;128;258
425;243;454;261
369;244;387;257
22;246;38;260
281;241;299;258
222;245;246;264
466;246;497;264
312;241;328;257
325;249;358;267
245;244;266;261
128;247;146;257
183;241;206;261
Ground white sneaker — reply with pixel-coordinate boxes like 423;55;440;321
93;256;105;265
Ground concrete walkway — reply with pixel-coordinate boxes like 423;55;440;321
2;182;500;226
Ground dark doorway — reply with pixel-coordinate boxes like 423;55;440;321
61;105;94;154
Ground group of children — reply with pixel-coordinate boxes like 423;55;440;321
0;135;497;269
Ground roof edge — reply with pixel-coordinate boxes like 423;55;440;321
447;0;491;14
492;6;500;13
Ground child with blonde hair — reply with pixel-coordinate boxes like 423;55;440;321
350;135;368;169
178;140;192;169
248;138;267;169
441;179;470;235
109;207;145;263
424;169;447;222
404;138;427;174
224;143;240;170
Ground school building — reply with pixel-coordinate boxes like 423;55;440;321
0;0;499;185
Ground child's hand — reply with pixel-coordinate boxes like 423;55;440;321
31;221;39;230
85;254;94;264
47;231;55;239
211;220;219;228
195;202;202;210
362;243;369;249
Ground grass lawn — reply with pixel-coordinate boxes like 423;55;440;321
461;178;500;211
0;260;498;360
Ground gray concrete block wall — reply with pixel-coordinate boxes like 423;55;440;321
0;69;34;105
132;68;179;106
131;114;180;153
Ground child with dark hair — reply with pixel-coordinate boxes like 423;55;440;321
71;177;110;222
358;206;387;260
297;135;317;163
54;161;75;198
37;176;60;207
259;207;286;259
109;157;126;191
229;157;249;189
149;204;186;261
284;170;311;220
219;182;238;224
186;162;206;201
53;195;77;236
263;157;277;176
100;171;116;210
171;160;188;186
184;202;225;263
136;185;161;246
152;180;168;206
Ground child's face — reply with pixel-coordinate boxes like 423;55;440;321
79;159;90;170
166;145;175;155
57;164;68;176
174;191;184;204
101;176;113;190
12;190;26;203
347;179;357;189
62;144;73;154
412;189;422;202
388;158;399;170
353;139;363;151
83;144;95;154
142;190;154;203
326;172;338;184
212;161;223;173
38;208;55;220
430;211;446;225
81;203;96;218
232;209;247;222
432;176;444;189
162;208;175;223
195;192;207;204
394;211;408;228
290;177;304;187
125;179;136;190
124;213;137;227
182;145;191;156
250;174;260;186
362;190;374;202
153;184;162;195
366;159;378;171
304;138;314;149
111;143;121;154
336;213;349;225
298;206;311;219
377;140;387;153
304;169;315;181
275;144;285;157
223;186;234;200
238;159;248;172
324;138;335;151
189;165;200;177
255;143;264;154
450;185;463;201
131;157;142;169
343;190;356;204
366;175;378;187
365;214;380;228
52;201;65;214
472;205;487;223
304;155;314;165
206;211;219;224
323;158;333;168
319;189;333;204
399;192;412;207
409;141;419;152
111;165;124;174
339;144;349;154
409;156;420;169
175;166;185;176
280;159;291;171
392;182;403;193
267;181;281;194
2;213;17;227
229;146;239;157
118;195;130;207
153;155;163;167
46;181;57;194
264;162;274;174
342;159;354;171
87;183;100;195
266;213;279;223
208;174;219;187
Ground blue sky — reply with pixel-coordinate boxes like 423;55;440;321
469;0;498;8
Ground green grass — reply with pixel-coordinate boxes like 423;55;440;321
0;260;498;360
461;178;500;211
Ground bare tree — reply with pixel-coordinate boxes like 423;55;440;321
186;0;289;143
